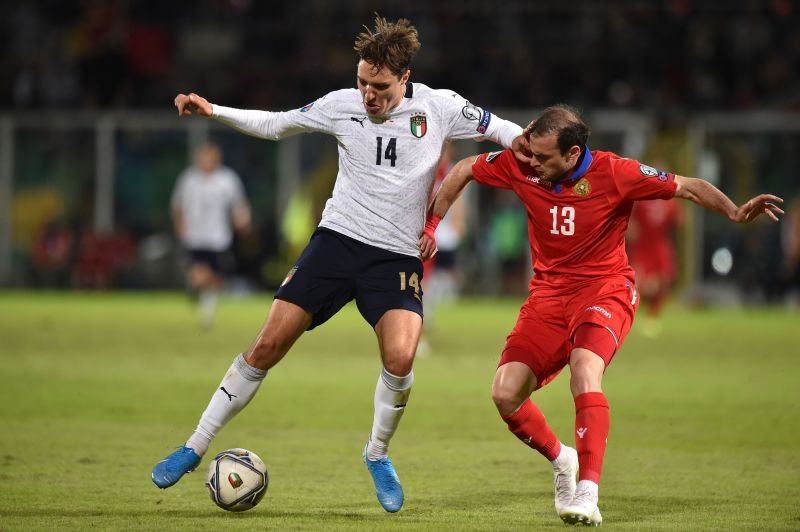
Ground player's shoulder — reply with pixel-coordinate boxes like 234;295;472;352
478;149;513;165
475;149;519;174
411;83;464;106
590;150;632;173
298;88;360;111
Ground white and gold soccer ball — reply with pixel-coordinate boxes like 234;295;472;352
205;448;268;512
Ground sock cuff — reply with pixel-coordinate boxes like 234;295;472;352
574;391;608;411
233;353;267;382
501;398;532;423
381;367;413;391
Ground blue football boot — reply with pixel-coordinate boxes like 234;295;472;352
151;446;202;489
363;444;404;512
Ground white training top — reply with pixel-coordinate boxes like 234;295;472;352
171;165;249;251
211;83;522;257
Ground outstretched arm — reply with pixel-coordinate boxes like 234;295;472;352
173;92;330;140
419;155;478;260
674;175;784;223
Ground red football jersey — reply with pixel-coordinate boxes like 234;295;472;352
472;149;677;288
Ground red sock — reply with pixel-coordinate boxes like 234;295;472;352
501;399;561;461
647;289;667;318
574;392;610;484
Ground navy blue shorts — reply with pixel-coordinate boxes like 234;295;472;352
187;249;224;274
275;228;424;330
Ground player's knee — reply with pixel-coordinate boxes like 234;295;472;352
491;383;524;417
382;349;414;376
247;336;291;370
569;356;604;395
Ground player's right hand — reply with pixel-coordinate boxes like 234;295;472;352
419;233;437;262
174;93;212;117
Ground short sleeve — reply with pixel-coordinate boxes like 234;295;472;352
472;149;515;190
612;158;678;201
171;171;188;209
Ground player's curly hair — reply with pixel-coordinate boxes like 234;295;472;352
527;104;591;155
354;15;421;77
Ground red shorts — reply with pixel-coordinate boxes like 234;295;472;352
499;276;639;389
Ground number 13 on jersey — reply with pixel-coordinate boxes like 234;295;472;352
550;206;575;236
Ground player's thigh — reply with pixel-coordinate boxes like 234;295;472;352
275;229;357;330
354;251;424;328
500;291;571;390
568;279;638;367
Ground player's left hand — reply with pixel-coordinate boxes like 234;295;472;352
511;133;532;165
419;233;437;262
511;120;535;165
732;194;784;223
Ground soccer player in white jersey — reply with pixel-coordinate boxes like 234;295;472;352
171;142;251;328
151;16;526;513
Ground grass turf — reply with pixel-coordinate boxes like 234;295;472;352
0;291;798;530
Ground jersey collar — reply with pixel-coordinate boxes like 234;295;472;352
553;147;592;194
562;147;592;182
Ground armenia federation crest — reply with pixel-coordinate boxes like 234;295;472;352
410;113;427;138
574;177;591;197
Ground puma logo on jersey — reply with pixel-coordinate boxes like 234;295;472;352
522;436;533;445
350;116;366;127
576;427;588;439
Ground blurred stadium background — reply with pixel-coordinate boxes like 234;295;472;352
2;1;800;529
1;0;798;303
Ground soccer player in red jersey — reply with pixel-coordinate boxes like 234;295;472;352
628;198;683;336
419;105;783;526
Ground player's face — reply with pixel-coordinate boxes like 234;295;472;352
528;133;581;181
196;145;222;173
356;60;409;116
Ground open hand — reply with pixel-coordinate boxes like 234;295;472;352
732;194;784;223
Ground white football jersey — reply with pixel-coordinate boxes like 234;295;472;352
171;165;249;251
212;83;521;256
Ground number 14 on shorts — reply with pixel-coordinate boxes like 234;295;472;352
399;271;421;302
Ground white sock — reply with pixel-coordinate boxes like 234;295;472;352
550;444;571;469
366;367;413;461
576;479;599;497
199;289;219;327
185;353;266;456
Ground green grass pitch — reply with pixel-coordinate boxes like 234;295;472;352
0;291;798;530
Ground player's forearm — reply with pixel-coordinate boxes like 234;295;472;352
211;105;300;140
486;116;524;149
430;157;476;219
675;176;738;221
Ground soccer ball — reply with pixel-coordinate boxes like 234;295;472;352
205;448;268;512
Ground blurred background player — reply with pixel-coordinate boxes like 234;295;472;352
628;196;683;337
152;15;526;513
170;142;251;328
420;104;783;526
420;142;466;352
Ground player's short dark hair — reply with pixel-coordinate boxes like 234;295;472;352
527;104;591;155
353;15;421;77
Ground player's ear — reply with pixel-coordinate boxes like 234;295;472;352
400;68;411;84
568;145;581;163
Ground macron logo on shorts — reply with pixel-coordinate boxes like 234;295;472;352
586;306;612;319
